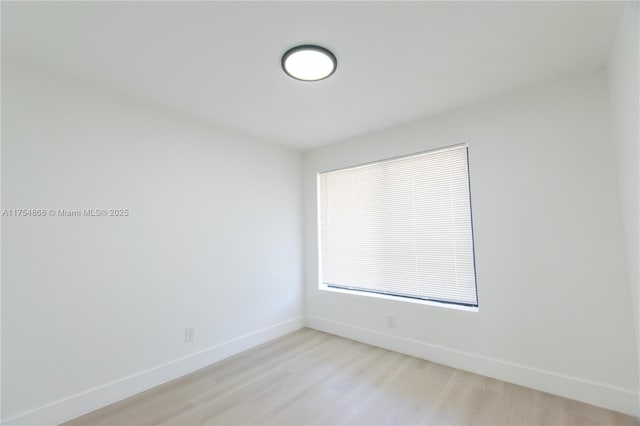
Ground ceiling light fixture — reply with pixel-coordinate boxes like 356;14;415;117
282;45;337;81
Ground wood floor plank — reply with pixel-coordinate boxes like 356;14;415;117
65;328;639;426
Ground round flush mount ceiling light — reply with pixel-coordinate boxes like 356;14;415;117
282;45;337;81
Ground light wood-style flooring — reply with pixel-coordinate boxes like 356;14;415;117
66;328;638;425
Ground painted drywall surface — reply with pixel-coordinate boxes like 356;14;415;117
608;0;640;386
1;60;303;419
304;71;638;395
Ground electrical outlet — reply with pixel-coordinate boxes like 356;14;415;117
387;314;395;328
185;326;195;342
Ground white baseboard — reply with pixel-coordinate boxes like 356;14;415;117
2;317;304;426
305;315;640;417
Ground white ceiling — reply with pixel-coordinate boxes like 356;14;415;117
2;1;624;150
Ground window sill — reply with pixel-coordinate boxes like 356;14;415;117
319;284;479;313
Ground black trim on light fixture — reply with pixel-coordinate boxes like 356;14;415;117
281;44;337;81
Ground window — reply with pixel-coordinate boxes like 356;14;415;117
318;144;478;307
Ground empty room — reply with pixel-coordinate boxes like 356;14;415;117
1;1;639;425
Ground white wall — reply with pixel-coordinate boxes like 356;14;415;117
608;0;639;395
303;71;639;416
1;60;303;424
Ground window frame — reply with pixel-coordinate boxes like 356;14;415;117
316;143;479;311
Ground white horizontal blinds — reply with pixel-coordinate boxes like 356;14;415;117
319;145;477;306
